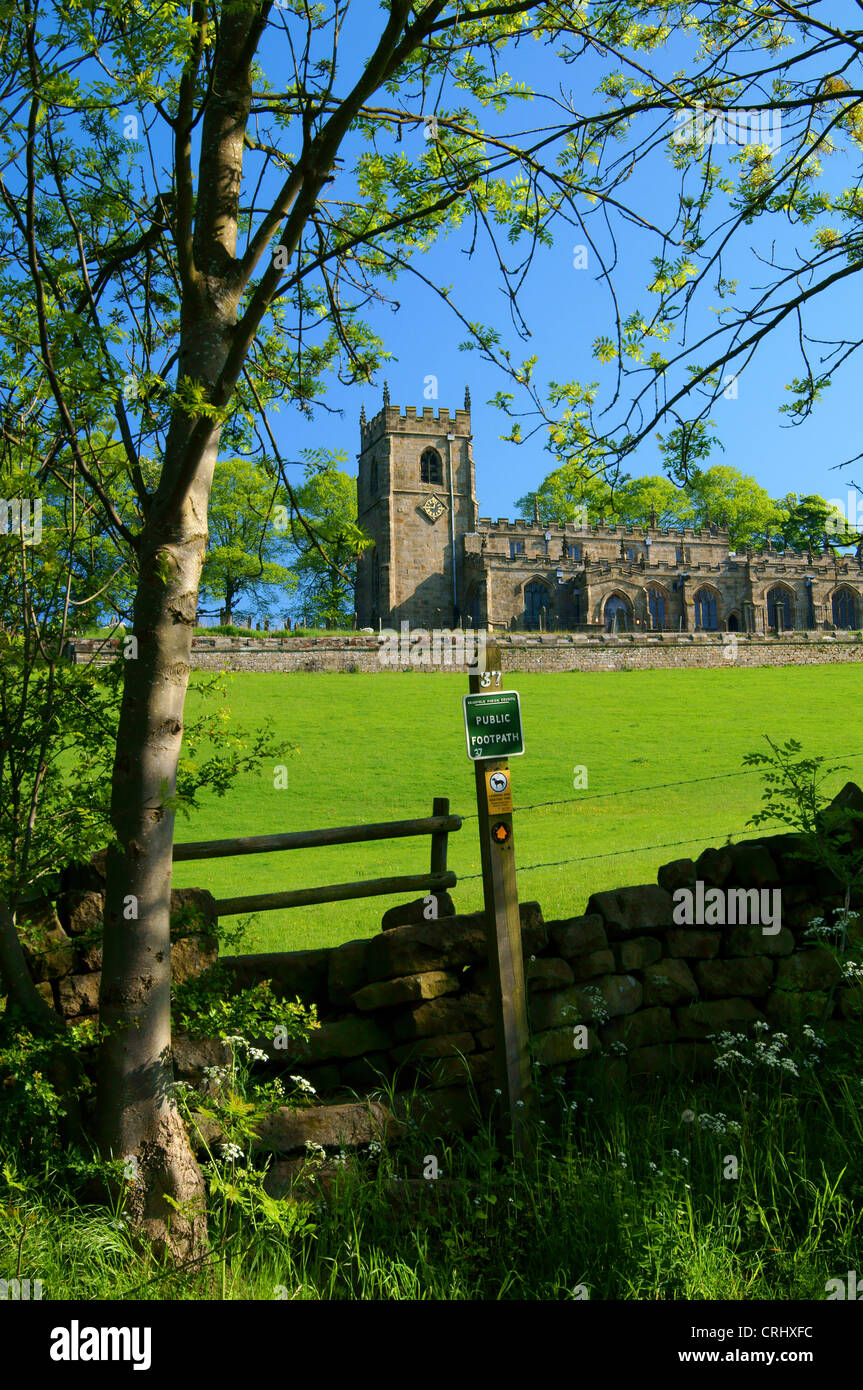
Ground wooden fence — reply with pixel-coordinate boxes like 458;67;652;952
172;797;461;917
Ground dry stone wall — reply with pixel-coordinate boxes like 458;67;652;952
65;630;863;674
13;792;862;1155
208;818;861;1123
14;868;219;1030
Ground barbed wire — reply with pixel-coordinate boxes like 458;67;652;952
457;826;767;881
458;749;863;821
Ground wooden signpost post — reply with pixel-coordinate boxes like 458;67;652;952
466;642;532;1147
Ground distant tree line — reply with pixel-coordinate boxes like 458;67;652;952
517;463;861;555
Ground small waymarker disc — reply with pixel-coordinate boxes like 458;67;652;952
492;821;511;844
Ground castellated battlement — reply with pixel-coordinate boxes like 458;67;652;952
360;403;472;447
474;516;731;540
749;551;862;574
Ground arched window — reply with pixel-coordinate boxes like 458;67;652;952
524;579;550;629
767;586;793;631
832;586;859;628
646;585;666;630
369;458;378;495
604;593;631;632
694;588;719;630
420;448;442;484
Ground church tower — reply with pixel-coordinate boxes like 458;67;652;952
355;385;477;627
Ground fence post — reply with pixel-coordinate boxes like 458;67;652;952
468;643;533;1151
430;797;449;880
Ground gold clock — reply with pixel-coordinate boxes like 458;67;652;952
422;496;446;521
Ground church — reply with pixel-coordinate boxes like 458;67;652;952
354;388;863;634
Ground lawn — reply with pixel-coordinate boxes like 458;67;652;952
171;664;862;955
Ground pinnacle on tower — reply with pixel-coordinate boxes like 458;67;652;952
533;495;540;525
464;384;471;411
360;403;366;426
383;380;390;407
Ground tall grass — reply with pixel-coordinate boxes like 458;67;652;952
4;1024;861;1300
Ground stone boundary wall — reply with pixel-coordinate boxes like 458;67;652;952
66;630;863;674
13;788;862;1155
13;882;219;1027
208;804;861;1120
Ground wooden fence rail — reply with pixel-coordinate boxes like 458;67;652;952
173;797;461;918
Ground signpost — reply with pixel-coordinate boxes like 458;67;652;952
463;690;524;761
467;644;532;1148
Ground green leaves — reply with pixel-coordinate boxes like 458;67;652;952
287;457;370;628
199;456;296;619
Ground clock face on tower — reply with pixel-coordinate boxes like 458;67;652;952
421;496;446;522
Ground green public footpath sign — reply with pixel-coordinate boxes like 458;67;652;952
463;690;525;761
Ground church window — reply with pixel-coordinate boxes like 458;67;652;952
510;540;524;558
369;458;377;495
420;448;442;484
524;580;549;628
647;586;666;629
626;546;637;562
767;586;793;631
567;543;581;561
694;588;719;630
832;586;858;628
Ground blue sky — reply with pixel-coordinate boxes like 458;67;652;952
267;6;862;523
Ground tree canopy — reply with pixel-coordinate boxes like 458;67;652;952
199;456;295;622
517;461;786;548
287;458;370;628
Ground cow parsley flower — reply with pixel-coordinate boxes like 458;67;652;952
289;1074;317;1096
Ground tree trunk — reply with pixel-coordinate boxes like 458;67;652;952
92;0;385;1254
92;0;273;1255
95;287;234;1258
95;452;224;1257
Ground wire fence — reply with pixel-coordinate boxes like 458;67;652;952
458;829;756;882
217;748;862;907
454;748;863;881
460;750;863;822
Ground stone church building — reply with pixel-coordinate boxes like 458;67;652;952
355;389;863;634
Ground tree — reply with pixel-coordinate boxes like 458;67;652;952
777;493;861;555
516;461;615;526
615;476;695;531
518;464;697;528
685;466;784;550
0;460;118;1042
0;0;808;1256
0;439;285;1171
517;460;782;548
288;458;369;629
199;456;295;623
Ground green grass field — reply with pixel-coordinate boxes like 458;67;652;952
172;664;863;955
